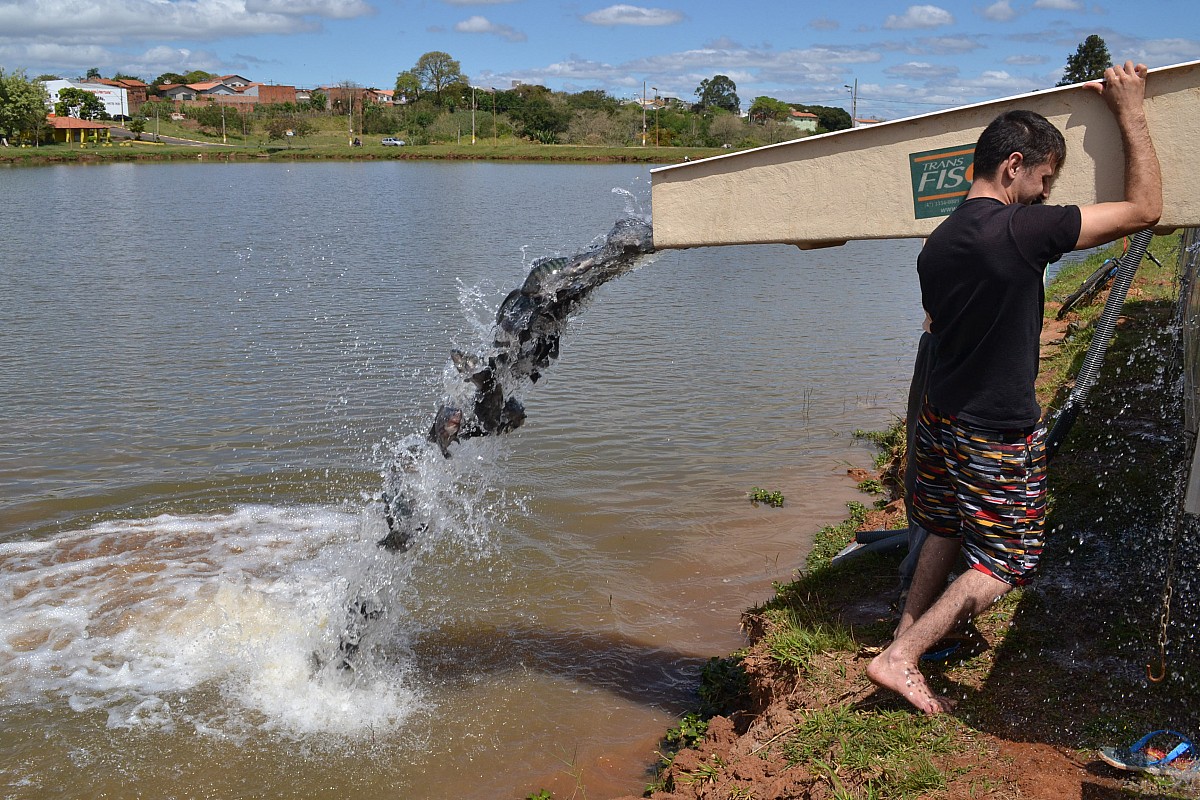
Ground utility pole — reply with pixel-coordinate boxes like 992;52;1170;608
652;86;659;146
641;80;647;147
845;78;858;128
221;103;226;144
471;85;476;144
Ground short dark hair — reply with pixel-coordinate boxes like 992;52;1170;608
973;110;1066;178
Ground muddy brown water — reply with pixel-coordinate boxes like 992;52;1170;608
2;161;929;798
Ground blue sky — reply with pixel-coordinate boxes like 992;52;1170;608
2;0;1198;119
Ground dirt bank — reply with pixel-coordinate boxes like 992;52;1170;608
611;235;1200;800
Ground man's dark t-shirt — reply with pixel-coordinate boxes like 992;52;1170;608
918;197;1082;430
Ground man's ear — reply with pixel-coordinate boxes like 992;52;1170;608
1004;151;1025;178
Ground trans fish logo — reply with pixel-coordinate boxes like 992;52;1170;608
909;145;975;219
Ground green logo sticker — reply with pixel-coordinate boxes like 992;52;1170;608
910;144;975;219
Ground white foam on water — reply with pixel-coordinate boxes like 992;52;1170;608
0;505;424;740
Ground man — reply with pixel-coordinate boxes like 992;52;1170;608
868;61;1162;715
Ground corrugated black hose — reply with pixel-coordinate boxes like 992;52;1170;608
1045;228;1155;458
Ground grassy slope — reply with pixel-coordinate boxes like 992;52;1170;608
624;233;1200;800
0;115;725;165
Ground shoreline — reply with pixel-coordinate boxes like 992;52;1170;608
0;142;724;168
605;232;1200;800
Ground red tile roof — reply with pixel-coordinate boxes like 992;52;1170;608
48;116;110;130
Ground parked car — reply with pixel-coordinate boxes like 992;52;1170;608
381;137;406;146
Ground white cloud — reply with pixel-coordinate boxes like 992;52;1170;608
442;0;516;4
1118;37;1200;66
885;61;959;81
0;0;373;43
809;16;839;31
454;15;526;41
244;0;373;19
982;0;1016;22
911;35;984;54
1032;0;1083;10
581;5;684;27
883;5;954;30
1005;53;1048;65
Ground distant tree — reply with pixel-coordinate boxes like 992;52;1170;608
264;115;313;144
509;88;570;143
708;110;745;146
86;67;101;80
265;116;291;142
35;73;61;82
54;87;107;119
183;70;218;84
695;75;740;114
413;51;465;105
189;103;225;131
442;78;471;112
152;72;188;87
1057;34;1112;86
394;70;421;104
748;95;792;123
567;108;627;145
113;72;145;83
795;104;852;133
307;90;327;112
566;89;619;113
0;69;50;142
128;116;147;139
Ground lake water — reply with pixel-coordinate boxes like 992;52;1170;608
0;160;926;799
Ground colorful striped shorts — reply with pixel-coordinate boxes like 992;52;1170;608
908;401;1048;586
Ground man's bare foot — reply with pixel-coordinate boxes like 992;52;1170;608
867;648;956;715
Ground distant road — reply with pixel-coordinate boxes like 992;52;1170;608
107;125;225;147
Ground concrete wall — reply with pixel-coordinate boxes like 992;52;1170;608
651;60;1200;250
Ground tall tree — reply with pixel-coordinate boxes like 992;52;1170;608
54;87;107;120
708;110;744;146
394;70;422;104
747;96;791;123
413;51;465;105
1057;34;1113;86
795;104;852;133
695;75;740;114
152;72;188;87
0;69;49;142
86;67;101;80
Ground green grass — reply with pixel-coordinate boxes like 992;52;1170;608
780;705;956;799
762;611;855;669
2;114;727;165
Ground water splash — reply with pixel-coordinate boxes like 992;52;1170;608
324;216;657;671
0;506;423;740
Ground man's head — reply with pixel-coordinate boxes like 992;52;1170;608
973;110;1067;203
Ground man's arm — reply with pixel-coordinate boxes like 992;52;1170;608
1076;61;1163;250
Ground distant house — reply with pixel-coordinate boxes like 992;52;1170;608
47;116;110;144
94;78;148;111
368;89;395;105
239;83;298;105
188;81;238;97
158;84;196;102
160;81;251;108
854;118;884;128
787;110;819;133
220;74;252;88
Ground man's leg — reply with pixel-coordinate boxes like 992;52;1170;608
894;531;959;639
868;567;1011;715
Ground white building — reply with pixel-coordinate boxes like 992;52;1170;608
44;80;130;119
